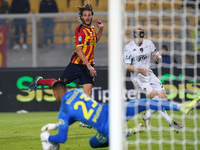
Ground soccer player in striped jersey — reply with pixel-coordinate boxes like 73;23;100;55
28;2;103;98
124;27;183;130
40;81;200;148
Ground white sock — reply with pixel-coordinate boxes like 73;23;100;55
145;109;156;118
177;103;184;110
157;110;172;124
152;95;172;124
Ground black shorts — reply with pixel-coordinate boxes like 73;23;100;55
59;62;95;85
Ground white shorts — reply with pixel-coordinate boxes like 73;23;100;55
131;70;165;95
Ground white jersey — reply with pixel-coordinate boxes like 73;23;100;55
124;39;164;94
124;39;158;69
124;39;158;78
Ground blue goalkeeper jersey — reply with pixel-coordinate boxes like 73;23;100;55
49;89;109;143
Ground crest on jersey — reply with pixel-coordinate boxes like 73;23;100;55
140;48;143;52
59;119;65;125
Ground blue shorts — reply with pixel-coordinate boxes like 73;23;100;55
59;62;95;85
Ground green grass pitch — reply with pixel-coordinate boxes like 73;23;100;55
0;110;200;150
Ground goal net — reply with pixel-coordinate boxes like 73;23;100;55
109;0;200;150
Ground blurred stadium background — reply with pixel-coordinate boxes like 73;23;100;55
0;0;199;68
2;0;109;67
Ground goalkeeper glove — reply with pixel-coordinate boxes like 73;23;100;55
40;131;50;142
41;123;59;132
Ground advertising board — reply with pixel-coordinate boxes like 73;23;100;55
0;67;199;112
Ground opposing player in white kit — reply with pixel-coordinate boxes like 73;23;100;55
124;27;183;130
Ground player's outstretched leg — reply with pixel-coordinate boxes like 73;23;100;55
169;120;184;129
28;76;43;91
142;111;184;130
142;113;151;130
181;96;200;114
159;110;184;129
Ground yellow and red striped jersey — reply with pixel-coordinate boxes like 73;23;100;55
70;24;97;65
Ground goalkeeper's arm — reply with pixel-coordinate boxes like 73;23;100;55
40;124;68;144
41;123;59;132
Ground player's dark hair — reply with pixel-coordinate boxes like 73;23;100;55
77;1;94;23
52;81;66;91
162;45;168;51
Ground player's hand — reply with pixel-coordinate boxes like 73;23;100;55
40;131;50;142
152;53;161;62
96;20;104;29
41;123;59;132
88;65;97;76
140;69;150;76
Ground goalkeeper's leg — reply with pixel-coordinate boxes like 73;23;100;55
89;132;109;148
180;96;200;114
126;98;200;118
126;99;182;119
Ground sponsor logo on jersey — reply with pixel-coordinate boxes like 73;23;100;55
136;54;149;62
131;58;135;63
86;41;90;45
133;49;136;51
125;55;131;60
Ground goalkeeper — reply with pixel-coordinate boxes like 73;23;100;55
40;81;200;148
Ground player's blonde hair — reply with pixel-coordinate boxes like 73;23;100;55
77;1;94;23
133;27;144;34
